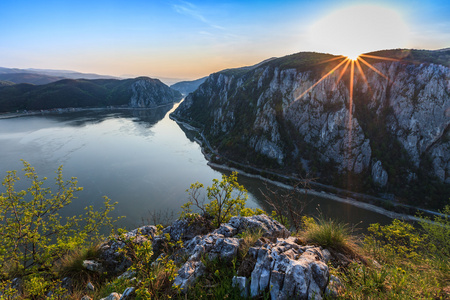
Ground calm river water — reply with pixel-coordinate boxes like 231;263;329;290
0;103;391;231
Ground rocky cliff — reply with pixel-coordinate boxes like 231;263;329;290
129;77;182;108
172;50;450;208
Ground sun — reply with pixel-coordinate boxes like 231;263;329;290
307;4;410;57
346;53;360;61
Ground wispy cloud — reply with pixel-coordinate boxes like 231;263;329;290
173;1;207;22
172;1;225;30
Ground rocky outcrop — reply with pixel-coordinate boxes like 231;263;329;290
99;225;157;274
167;214;330;299
94;215;330;298
5;215;335;299
234;236;330;299
172;50;450;205
129;77;182;108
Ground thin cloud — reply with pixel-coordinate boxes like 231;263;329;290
172;0;225;30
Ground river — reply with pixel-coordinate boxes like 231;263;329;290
0;103;392;231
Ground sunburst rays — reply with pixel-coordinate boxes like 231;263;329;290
291;52;399;174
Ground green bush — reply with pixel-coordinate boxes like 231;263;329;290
0;160;119;277
419;204;450;257
365;219;431;262
180;172;261;228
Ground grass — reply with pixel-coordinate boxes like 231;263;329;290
299;216;360;256
53;243;103;283
185;257;246;300
237;228;265;259
332;214;450;299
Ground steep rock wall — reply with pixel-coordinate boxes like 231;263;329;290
172;54;450;201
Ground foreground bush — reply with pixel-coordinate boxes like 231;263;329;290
336;215;450;299
0;160;120;277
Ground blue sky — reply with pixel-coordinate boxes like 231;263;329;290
1;0;449;80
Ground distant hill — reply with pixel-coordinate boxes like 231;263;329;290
24;68;118;80
0;80;14;87
362;48;450;67
170;77;207;95
0;72;65;85
0;67;117;85
0;77;182;113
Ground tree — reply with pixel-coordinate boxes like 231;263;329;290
180;172;255;228
0;160;119;275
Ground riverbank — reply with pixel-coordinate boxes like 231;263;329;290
0;103;177;120
170;114;440;221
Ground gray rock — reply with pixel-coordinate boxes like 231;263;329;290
247;238;329;299
250;249;273;296
100;292;121;300
163;217;211;242
120;287;136;300
231;214;291;238
123;225;157;241
172;261;206;292
325;275;343;298
86;281;95;291
81;296;93;300
99;226;159;274
269;270;285;299
83;260;104;273
210;237;240;260
11;278;23;292
118;270;137;280
232;276;249;298
321;249;331;264
61;277;73;293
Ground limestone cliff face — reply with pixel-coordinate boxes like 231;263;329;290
361;62;450;184
129;77;182;108
172;51;450;201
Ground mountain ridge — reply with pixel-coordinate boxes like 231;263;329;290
0;67;118;85
0;77;182;113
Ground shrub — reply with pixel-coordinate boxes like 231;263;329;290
419;204;450;257
0;160;120;276
181;172;257;228
110;227;181;299
365;219;431;262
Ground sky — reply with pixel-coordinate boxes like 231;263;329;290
1;0;449;81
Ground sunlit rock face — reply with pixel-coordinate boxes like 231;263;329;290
172;52;450;191
371;160;388;187
129;77;182;108
364;62;450;184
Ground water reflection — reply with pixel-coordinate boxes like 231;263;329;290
40;105;174;128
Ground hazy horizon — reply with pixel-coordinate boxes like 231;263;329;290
1;0;449;80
